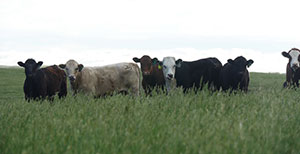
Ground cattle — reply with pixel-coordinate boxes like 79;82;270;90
18;58;67;101
175;57;222;92
282;48;300;88
220;56;254;92
133;55;165;95
158;57;222;93
59;59;140;97
158;57;182;93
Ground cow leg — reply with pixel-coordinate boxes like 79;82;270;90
25;95;31;102
144;86;152;95
58;80;67;99
47;95;54;101
283;81;290;88
131;85;140;96
39;87;47;101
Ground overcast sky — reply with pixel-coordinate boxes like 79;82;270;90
1;0;300;73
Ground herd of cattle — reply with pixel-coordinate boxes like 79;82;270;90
17;48;300;101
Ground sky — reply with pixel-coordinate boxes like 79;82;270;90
1;0;300;73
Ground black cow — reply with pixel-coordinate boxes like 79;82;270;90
174;57;222;92
220;56;254;92
18;59;67;101
282;48;300;88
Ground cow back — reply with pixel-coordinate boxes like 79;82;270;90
74;63;140;96
175;57;222;90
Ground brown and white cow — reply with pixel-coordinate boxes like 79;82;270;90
282;48;300;88
59;59;140;97
133;55;165;95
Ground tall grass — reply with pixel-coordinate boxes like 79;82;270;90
0;68;299;154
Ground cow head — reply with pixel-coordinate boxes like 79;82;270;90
59;59;84;82
18;59;43;77
158;57;182;81
282;48;300;72
133;55;158;76
228;56;254;76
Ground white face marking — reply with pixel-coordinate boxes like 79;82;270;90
289;50;300;70
64;60;80;80
162;57;177;81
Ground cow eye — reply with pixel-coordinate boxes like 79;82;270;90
163;65;167;69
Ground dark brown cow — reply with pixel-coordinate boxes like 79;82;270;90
282;48;300;88
133;55;165;95
18;59;67;101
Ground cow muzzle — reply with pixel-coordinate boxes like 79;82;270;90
143;71;151;76
238;71;244;76
69;75;76;81
166;74;174;80
291;64;299;72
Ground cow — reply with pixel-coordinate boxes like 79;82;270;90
282;48;300;88
175;57;222;92
220;56;254;92
18;58;67;101
59;59;140;97
132;55;165;95
158;57;222;93
157;57;181;93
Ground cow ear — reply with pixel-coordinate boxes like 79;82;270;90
227;59;234;64
132;57;140;63
78;64;84;71
247;59;254;67
37;61;43;68
152;58;158;65
17;61;25;67
59;64;66;69
176;59;182;68
282;51;290;58
158;61;163;67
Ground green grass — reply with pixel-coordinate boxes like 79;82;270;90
0;68;299;154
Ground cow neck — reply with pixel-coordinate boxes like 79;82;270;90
25;72;38;82
143;74;153;80
70;72;82;90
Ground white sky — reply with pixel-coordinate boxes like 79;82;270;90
1;0;300;73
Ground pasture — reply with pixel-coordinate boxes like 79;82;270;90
0;67;299;154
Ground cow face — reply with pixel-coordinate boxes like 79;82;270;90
159;57;182;81
228;56;254;76
133;55;158;76
18;59;43;77
282;49;300;71
59;60;84;82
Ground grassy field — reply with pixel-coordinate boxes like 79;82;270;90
0;68;299;154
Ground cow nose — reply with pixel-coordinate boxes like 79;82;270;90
143;71;150;75
69;76;76;81
292;64;299;71
238;71;244;75
168;74;173;79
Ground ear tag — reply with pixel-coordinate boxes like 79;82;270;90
158;65;162;70
152;61;157;66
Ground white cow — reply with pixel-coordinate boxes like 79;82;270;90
59;59;140;97
158;57;182;93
